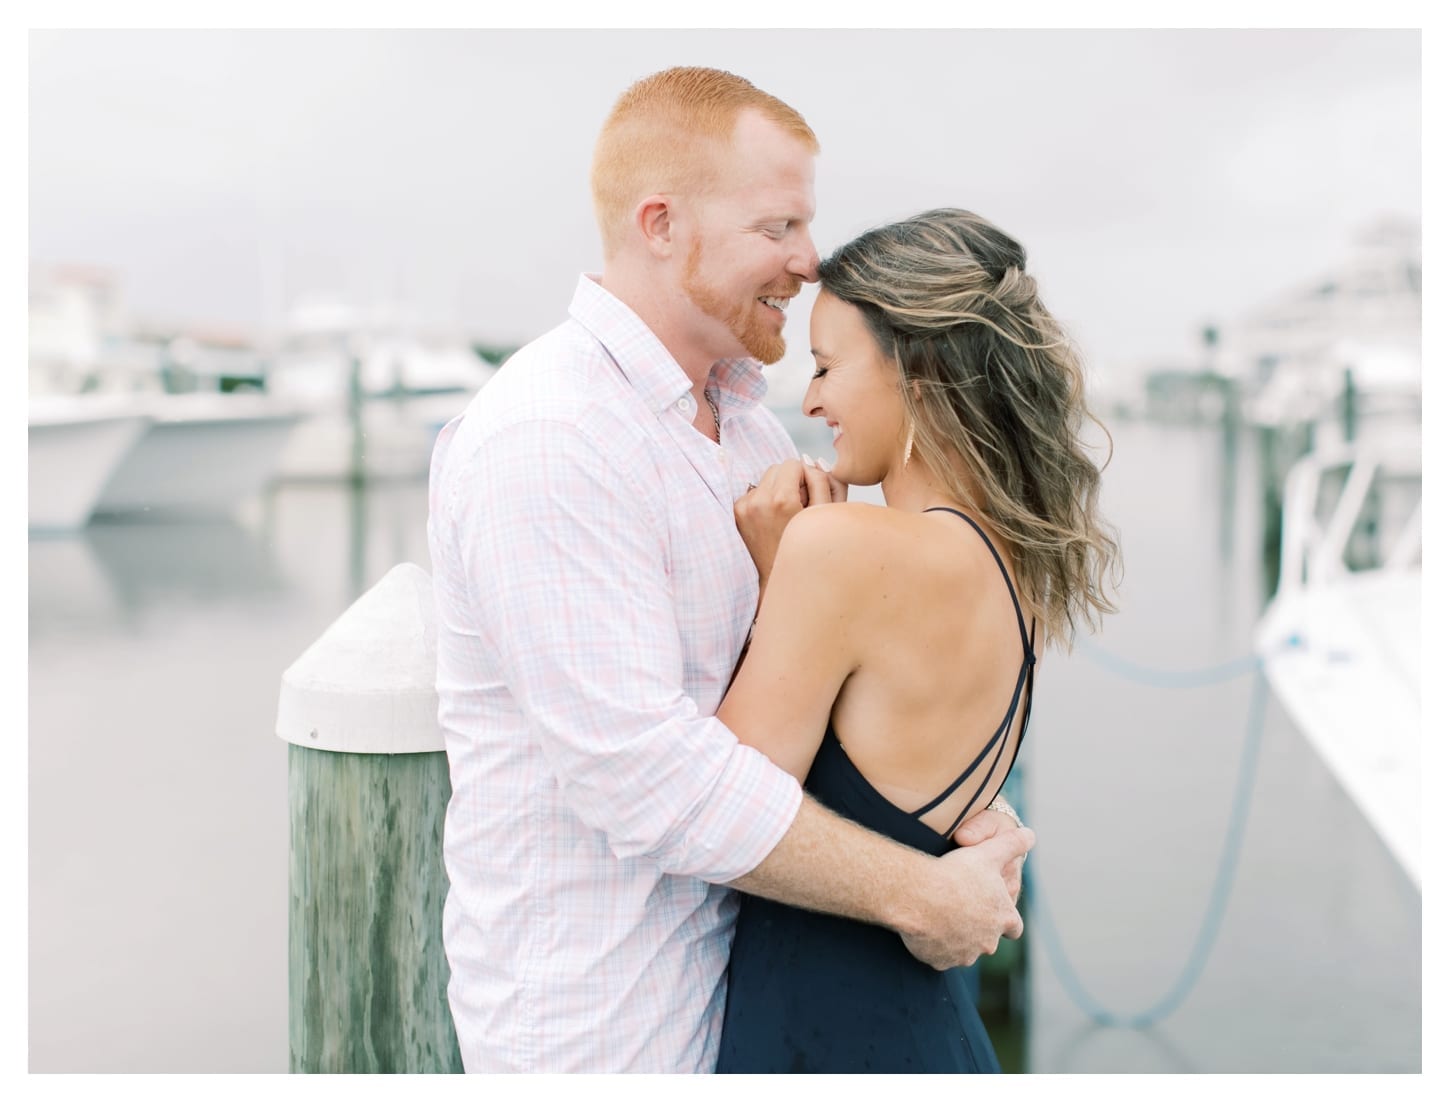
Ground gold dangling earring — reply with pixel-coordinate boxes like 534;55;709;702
902;422;915;469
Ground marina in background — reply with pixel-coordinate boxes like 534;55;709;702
27;219;1422;1072
27;265;507;531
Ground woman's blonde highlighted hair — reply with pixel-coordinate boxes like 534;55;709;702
590;67;818;257
818;208;1122;648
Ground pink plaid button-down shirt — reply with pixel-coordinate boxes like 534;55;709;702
427;275;805;1072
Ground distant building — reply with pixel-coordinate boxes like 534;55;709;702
1141;367;1235;425
28;263;133;392
1220;218;1421;427
28;263;267;395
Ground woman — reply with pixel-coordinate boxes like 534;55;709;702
714;208;1120;1073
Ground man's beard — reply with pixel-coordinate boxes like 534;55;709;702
682;239;793;365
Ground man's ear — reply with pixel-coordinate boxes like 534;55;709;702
635;195;674;259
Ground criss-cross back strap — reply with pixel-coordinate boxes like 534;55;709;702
909;508;1037;835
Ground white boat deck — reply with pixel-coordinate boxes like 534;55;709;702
1254;442;1421;886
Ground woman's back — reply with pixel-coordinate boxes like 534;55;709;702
715;504;1035;1074
825;504;1035;835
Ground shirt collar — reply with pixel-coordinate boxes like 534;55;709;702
569;274;769;418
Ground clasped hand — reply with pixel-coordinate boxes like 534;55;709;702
902;824;1035;971
733;457;847;588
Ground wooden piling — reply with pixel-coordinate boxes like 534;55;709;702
276;562;462;1073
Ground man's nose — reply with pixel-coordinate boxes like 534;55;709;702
791;235;820;283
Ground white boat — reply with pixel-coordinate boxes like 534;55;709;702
268;333;494;482
92;392;304;518
28;396;151;531
1254;440;1421;886
272;391;473;482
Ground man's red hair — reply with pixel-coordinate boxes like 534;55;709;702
590;67;818;257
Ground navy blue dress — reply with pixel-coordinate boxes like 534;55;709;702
716;508;1036;1074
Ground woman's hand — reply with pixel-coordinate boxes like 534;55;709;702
734;456;846;596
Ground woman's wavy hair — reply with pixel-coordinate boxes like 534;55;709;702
817;208;1121;648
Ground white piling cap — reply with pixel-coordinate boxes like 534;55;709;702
276;562;443;754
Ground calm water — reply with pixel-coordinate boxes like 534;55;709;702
27;415;1421;1073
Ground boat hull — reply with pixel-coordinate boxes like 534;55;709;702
1256;571;1421;885
95;404;303;517
29;410;151;531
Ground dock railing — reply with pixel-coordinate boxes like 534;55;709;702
275;562;462;1073
1273;441;1422;600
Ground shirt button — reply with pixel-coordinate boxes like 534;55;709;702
676;398;690;412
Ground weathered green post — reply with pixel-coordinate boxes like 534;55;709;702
276;562;462;1073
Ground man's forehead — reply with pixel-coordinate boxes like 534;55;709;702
720;149;816;213
711;184;815;227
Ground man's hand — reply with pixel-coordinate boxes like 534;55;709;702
898;827;1035;970
954;807;1028;903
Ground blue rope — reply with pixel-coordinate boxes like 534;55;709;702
1074;635;1297;688
1021;658;1271;1029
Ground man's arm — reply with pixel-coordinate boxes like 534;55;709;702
732;796;1032;970
447;415;802;881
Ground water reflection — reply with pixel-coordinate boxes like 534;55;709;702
28;535;124;637
1048;1019;1200;1074
95;517;289;604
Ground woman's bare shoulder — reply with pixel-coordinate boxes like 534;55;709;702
782;504;1009;604
782;501;921;542
780;501;901;552
776;503;928;585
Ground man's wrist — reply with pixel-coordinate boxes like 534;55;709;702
879;848;941;941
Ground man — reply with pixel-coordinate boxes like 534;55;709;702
427;66;1032;1073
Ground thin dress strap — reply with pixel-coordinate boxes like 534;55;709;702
909;508;1037;836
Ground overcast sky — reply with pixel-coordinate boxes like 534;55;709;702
28;28;1421;385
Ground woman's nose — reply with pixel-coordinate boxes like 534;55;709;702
801;379;822;418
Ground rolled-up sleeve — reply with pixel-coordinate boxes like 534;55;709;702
450;415;801;883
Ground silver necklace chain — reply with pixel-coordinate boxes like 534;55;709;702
703;389;721;443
